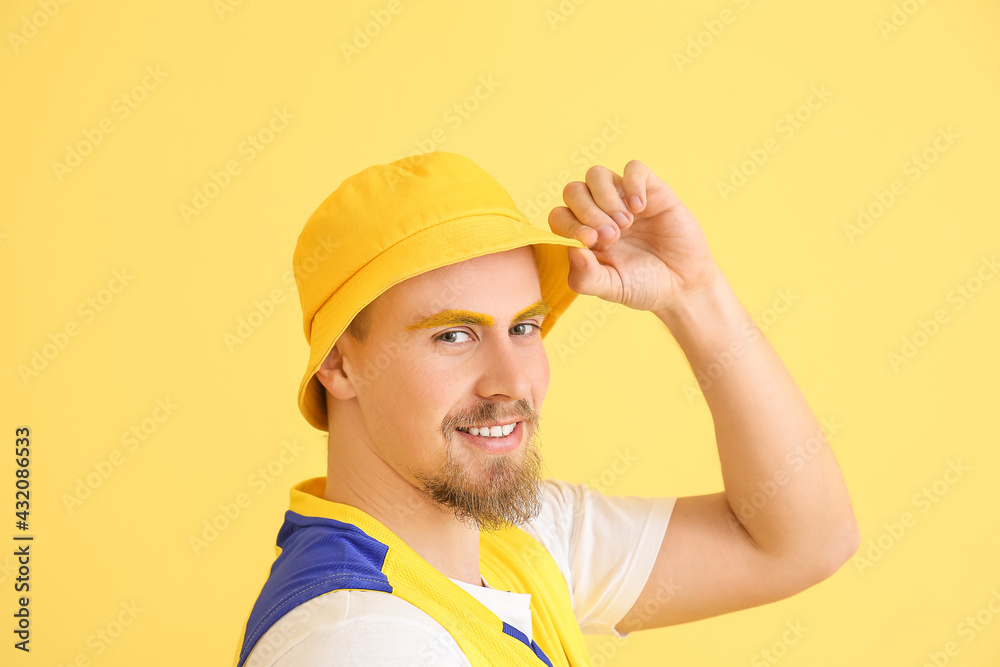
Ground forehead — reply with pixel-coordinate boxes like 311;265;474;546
379;246;541;313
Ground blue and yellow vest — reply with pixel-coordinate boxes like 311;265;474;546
233;477;592;666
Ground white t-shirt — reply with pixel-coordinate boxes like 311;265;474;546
244;479;676;666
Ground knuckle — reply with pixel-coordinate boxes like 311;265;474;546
547;205;570;224
598;190;623;209
563;180;587;199
581;208;609;227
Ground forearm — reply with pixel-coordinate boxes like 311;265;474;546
655;270;858;566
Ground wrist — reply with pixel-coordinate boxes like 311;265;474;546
654;271;758;377
654;268;734;327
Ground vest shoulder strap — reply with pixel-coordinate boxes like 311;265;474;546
235;506;592;666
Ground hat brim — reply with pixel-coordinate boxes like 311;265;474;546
297;214;588;431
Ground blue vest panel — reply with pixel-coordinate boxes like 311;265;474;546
237;510;393;667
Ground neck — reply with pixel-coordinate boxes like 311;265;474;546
323;421;484;587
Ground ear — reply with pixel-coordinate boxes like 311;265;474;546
315;342;359;400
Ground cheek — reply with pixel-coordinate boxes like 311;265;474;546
533;348;551;399
379;360;454;440
351;359;422;443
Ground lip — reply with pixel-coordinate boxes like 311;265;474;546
455;420;523;454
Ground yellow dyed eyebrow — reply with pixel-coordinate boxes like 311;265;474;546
404;299;552;332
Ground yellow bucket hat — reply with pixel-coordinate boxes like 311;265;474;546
292;151;589;431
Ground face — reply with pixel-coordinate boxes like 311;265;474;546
331;246;551;530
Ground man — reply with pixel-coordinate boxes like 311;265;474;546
232;151;859;666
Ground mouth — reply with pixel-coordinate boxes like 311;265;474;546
454;420;524;454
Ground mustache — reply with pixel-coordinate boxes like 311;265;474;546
444;398;539;431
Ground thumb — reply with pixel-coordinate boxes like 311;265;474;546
566;246;608;299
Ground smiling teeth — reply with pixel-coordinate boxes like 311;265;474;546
459;423;516;437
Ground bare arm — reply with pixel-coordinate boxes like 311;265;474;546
616;269;858;631
546;160;859;632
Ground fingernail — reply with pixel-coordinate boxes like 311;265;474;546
597;224;615;241
612;211;630;228
629;195;642;211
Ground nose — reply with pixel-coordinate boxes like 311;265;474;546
473;331;537;404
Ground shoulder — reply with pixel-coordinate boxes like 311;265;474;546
245;590;470;667
517;478;677;636
517;479;584;551
521;478;676;555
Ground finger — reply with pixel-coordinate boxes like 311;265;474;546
548;205;599;247
623;159;684;213
561;179;619;247
584;165;634;234
621;159;651;214
565;246;610;300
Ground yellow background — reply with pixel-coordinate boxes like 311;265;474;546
3;0;999;664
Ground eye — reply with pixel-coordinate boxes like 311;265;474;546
435;323;543;345
436;330;472;344
512;322;543;337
